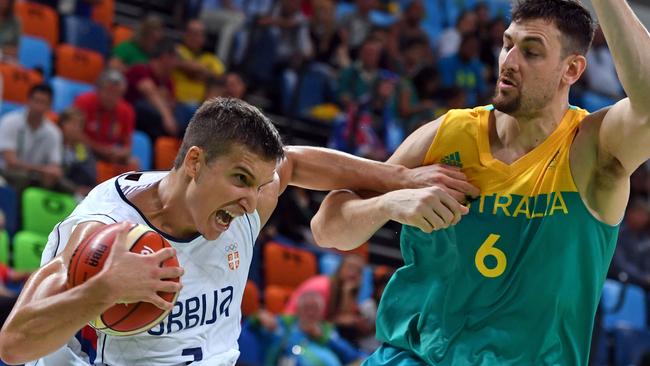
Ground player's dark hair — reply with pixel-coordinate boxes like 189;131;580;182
174;98;284;169
512;0;595;56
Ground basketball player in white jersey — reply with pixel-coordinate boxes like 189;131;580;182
0;98;476;366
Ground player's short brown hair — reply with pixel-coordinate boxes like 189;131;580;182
174;98;284;169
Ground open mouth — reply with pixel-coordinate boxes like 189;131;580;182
500;77;517;87
215;209;235;227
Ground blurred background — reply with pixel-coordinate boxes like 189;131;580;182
0;0;649;365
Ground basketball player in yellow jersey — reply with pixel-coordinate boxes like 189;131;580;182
311;0;650;364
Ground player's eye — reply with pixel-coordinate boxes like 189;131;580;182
234;174;248;186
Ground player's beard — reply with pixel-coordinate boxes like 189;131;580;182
492;85;521;114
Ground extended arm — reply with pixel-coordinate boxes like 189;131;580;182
310;117;477;249
593;0;650;174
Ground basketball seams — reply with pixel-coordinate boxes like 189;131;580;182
69;227;99;288
101;302;144;331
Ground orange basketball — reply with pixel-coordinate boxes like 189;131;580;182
67;222;180;336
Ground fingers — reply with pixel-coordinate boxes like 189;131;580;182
158;266;184;279
155;280;182;294
150;247;177;264
421;209;445;232
439;175;481;199
438;165;466;179
111;222;132;253
148;294;175;311
413;216;436;233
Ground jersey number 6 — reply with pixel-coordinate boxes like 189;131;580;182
475;234;507;278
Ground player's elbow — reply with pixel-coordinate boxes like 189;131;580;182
0;331;30;365
310;211;336;249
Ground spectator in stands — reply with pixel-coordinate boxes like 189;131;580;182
437;10;478;58
403;65;441;131
255;291;365;366
391;0;428;55
74;69;137;167
585;26;624;100
358;268;393;353
267;186;317;244
395;38;436;134
334;36;396;159
205;71;249;102
479;17;507;85
0;0;20;62
173;19;225;109
309;0;350;71
198;0;272;65
438;34;486;106
610;196;650;291
474;2;492;39
338;0;378;56
0;83;63;192
285;254;373;346
259;0;313;69
58;107;96;197
337;37;384;109
110;14;164;72
125;40;184;141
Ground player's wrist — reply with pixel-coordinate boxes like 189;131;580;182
85;273;120;308
386;164;410;192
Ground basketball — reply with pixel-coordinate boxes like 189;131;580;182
67;222;180;336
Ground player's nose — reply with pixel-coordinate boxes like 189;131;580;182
238;187;257;214
502;47;521;72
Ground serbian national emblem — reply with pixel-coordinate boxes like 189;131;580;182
225;243;240;270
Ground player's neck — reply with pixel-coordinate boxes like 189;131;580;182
134;170;199;240
491;99;569;160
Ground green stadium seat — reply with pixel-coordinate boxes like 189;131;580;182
13;231;48;271
22;188;76;236
0;230;8;265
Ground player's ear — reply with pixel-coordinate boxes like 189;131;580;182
562;54;587;86
184;146;203;179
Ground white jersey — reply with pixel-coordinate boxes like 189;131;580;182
28;171;260;366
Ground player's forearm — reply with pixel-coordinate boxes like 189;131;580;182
285;146;411;193
311;190;389;250
593;0;650;111
0;276;114;364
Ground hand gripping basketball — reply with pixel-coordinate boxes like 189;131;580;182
67;222;183;336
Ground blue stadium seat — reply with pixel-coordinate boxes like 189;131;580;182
581;91;615;113
613;327;650;366
319;252;342;276
131;130;152;170
369;10;398;27
0;101;24;117
51;76;94;113
283;64;336;118
487;0;512;21
0;185;18;236
62;16;110;57
601;279;647;331
335;2;356;21
422;0;444;48
18;35;52;77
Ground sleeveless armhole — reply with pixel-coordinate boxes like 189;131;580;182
423;113;454;166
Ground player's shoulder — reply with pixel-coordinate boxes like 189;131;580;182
442;105;491;124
